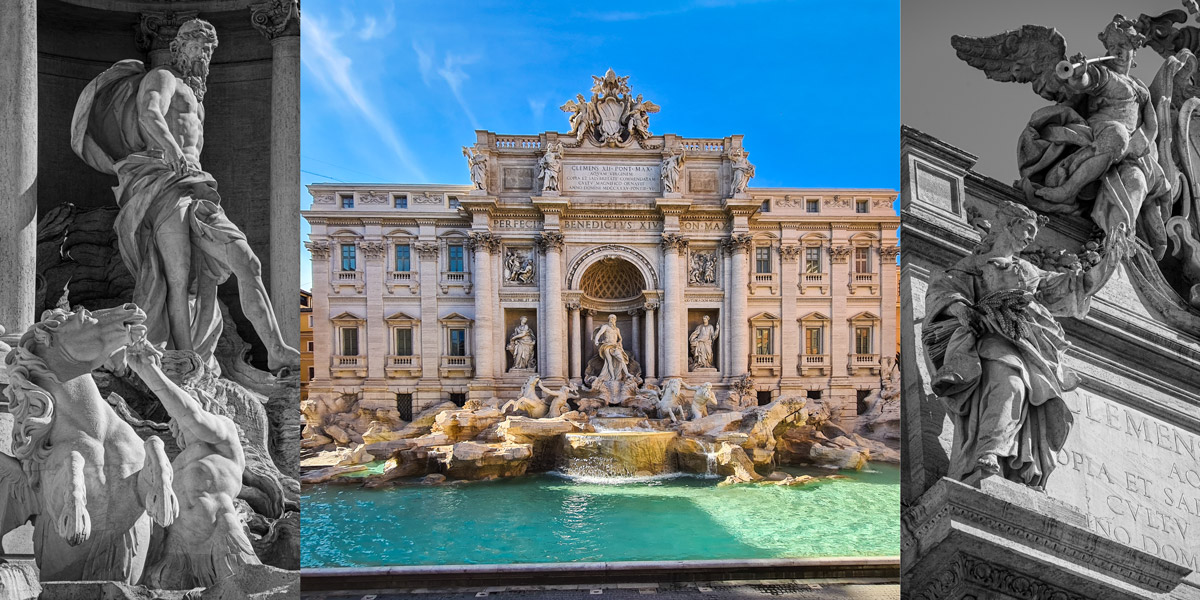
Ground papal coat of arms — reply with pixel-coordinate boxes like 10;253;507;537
560;69;660;148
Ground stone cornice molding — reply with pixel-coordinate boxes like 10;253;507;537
250;0;300;40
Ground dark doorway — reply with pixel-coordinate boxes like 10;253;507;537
857;389;872;415
757;390;773;406
397;393;414;421
449;393;467;407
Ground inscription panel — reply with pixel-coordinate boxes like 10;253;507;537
562;219;663;232
563;164;660;193
689;169;718;194
503;167;534;191
1045;390;1200;570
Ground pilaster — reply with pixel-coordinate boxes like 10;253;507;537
725;233;753;379
537;231;566;384
0;0;37;338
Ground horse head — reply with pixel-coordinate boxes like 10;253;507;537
21;303;145;381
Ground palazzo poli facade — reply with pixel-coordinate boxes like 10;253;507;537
302;73;898;428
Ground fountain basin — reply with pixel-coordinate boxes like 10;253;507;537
591;417;648;431
560;431;678;479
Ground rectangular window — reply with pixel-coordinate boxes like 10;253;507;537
755;247;771;274
807;390;822;400
805;247;821;273
855;199;869;213
854;247;871;273
755;327;773;355
395;327;413;356
307;366;314;379
857;389;872;415
805;327;823;355
396;393;414;421
449;393;467;407
760;200;770;212
394;194;408;209
306;341;314;352
448;245;464;272
806;199;819;213
449;328;466;356
395;244;411;271
341;327;359;356
341;244;356;271
756;390;773;406
308;315;314;327
341;194;354;209
855;326;872;355
448;196;461;209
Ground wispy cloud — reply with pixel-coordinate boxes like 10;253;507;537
528;98;547;125
302;14;426;181
413;41;481;131
360;4;396;41
576;0;773;22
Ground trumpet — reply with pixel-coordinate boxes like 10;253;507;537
1055;56;1117;79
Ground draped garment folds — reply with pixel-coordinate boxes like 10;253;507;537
71;60;244;365
921;254;1090;488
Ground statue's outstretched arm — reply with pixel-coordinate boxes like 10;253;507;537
127;342;238;450
136;69;190;171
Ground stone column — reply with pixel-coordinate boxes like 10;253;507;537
643;301;658;380
538;232;565;383
135;10;199;68
880;245;900;368
584;310;595;366
779;245;802;390
726;234;753;378
306;241;333;381
567;301;582;380
415;241;442;407
361;241;387;381
0;0;37;337
468;233;498;393
629;309;641;364
660;234;688;378
251;0;302;346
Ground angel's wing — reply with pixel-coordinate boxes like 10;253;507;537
559;99;580;113
951;25;1070;102
641;100;661;114
0;452;38;537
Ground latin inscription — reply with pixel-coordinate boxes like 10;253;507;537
563;164;660;193
681;221;728;232
562;219;663;231
492;219;542;230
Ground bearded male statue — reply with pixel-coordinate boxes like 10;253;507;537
71;18;299;374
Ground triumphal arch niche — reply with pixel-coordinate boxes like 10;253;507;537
303;70;898;430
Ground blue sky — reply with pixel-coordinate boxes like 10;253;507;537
300;0;900;289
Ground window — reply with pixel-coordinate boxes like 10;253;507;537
854;247;872;273
308;315;314;327
855;326;872;355
395;244;411;271
755;247;771;274
341;194;354;209
806;199;819;213
340;244;356;271
448;244;464;272
755;327;773;355
395;327;413;356
397;393;414;421
307;366;314;379
341;327;359;356
449;393;467;407
760;200;770;212
805;247;821;273
805;327;823;355
306;341;314;352
394;194;408;209
806;390;822;400
857;389;872;415
448;328;467;356
448;196;461;209
757;391;773;406
855;199;869;213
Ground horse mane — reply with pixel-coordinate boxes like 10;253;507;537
4;309;72;489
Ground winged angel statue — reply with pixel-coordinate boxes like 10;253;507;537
954;14;1200;326
560;69;660;147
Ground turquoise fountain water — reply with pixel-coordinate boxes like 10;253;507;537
301;465;900;568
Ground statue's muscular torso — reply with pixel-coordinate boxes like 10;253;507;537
137;66;206;167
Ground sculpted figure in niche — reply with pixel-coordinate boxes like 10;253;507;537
70;19;299;373
504;250;535;284
506;316;536;370
593;314;633;383
0;303;177;583
462;146;488;191
125;339;260;589
730;147;755;194
922;201;1126;488
537;141;564;192
688;316;719;369
661;148;685;193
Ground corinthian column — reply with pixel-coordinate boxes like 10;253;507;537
135;10;199;68
251;0;301;346
661;233;688;378
469;233;499;385
306;241;332;381
0;0;37;337
643;300;658;380
567;300;582;381
538;231;566;383
726;234;753;377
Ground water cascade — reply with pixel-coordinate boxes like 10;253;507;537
559;431;678;480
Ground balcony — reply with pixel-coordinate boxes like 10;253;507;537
439;355;475;378
800;272;829;295
749;353;780;377
849;271;880;296
439;270;473;294
847;353;881;376
386;270;419;295
385;354;421;377
332;270;364;294
799;353;830;377
749;272;778;296
330;355;366;378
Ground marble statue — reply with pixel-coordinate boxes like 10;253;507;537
922;201;1127;488
688;316;719;369
70;18;299;374
592;314;633;384
506;316;536;370
124;338;260;589
501;375;549;418
0;303;177;583
681;381;719;420
537;141;564;192
689;252;716;285
730;147;755;194
462;146;487;191
627;94;659;140
538;380;579;418
503;250;535;284
661;147;685;193
560;94;595;145
558;69;658;147
654;378;687;422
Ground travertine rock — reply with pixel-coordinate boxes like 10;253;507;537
299;464;368;484
715;442;762;482
0;561;39;600
432;408;505;443
497;416;583;471
429;442;533;480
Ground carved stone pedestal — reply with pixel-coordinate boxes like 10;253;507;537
903;477;1192;600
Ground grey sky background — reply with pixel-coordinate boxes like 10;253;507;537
902;0;1188;182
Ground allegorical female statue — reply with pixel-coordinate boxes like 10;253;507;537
688;315;718;369
506;316;536;370
922;201;1126;488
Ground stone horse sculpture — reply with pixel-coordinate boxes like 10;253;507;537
0;304;177;582
501;375;549;418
